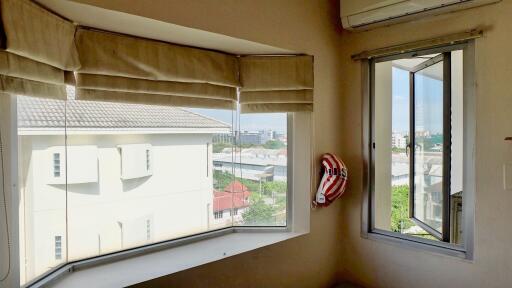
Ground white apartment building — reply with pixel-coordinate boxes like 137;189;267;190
391;132;407;149
17;97;231;282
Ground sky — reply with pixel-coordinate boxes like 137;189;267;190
392;66;443;134
188;108;287;133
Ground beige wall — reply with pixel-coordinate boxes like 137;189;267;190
338;1;512;287
68;1;346;287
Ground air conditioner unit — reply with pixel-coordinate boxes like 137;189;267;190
340;0;501;30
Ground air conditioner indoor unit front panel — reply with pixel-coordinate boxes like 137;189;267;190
341;0;501;30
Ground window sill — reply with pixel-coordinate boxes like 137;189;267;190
43;230;307;288
363;230;471;260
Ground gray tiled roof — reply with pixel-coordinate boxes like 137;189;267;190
17;96;230;130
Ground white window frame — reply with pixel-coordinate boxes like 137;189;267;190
1;104;312;288
361;42;476;259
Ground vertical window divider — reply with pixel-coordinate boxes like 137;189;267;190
64;97;69;264
369;58;376;232
408;70;415;220
441;52;452;243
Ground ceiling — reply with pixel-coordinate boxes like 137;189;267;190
35;0;295;55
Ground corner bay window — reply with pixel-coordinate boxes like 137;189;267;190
16;95;290;285
0;2;313;285
365;43;475;256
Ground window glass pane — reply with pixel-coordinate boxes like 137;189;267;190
18;93;235;275
18;96;67;285
372;50;464;244
235;113;288;226
413;61;444;234
65;103;233;260
17;90;292;281
374;61;410;232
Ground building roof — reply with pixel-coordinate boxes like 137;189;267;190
213;190;250;212
213;181;251;212
17;96;230;130
223;181;250;193
213;149;287;167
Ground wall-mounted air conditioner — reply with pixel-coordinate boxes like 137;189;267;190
340;0;501;30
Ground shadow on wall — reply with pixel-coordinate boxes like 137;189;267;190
122;176;151;192
61;182;101;196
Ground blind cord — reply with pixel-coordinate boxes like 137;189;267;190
0;122;12;282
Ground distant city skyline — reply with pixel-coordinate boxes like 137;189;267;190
188;108;287;133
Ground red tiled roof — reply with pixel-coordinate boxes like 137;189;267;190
213;181;251;212
213;191;251;212
223;181;249;193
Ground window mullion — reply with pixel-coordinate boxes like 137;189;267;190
442;52;452;243
409;71;415;220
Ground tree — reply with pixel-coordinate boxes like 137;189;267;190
263;140;285;150
391;185;414;232
242;194;276;226
213;170;260;193
262;181;287;195
212;142;232;153
213;170;233;190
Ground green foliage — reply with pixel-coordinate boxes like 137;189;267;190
242;179;260;194
263;140;285;150
391;185;414;232
213;170;233;191
213;170;259;192
241;143;257;148
212;142;232;153
391;147;406;153
416;134;443;152
262;181;287;195
241;194;276;226
274;193;287;210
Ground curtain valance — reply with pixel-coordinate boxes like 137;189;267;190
0;75;66;99
76;74;237;101
239;55;314;113
74;28;239;87
76;89;235;110
1;0;314;112
0;0;77;99
73;28;239;108
0;0;80;70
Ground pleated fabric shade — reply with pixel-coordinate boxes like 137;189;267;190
0;0;79;99
239;55;314;113
74;28;239;109
0;0;315;112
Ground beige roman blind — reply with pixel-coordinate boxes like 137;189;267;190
0;0;79;99
0;0;316;109
74;28;239;109
239;55;314;113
